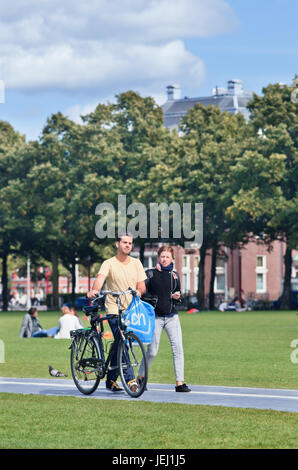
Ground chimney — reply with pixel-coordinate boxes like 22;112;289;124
227;79;243;96
166;84;181;101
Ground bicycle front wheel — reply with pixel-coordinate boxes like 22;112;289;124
70;335;102;395
117;331;148;398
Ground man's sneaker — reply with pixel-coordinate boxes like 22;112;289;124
127;379;138;393
106;380;123;392
175;383;191;392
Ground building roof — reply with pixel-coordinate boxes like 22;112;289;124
162;79;253;130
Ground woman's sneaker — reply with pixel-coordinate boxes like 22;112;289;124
175;383;191;392
106;380;123;392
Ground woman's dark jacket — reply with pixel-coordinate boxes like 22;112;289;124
143;268;181;316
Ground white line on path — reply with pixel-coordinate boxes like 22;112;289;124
1;380;298;402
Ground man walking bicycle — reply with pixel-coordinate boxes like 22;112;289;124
87;233;146;392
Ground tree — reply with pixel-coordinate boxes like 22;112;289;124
35;112;106;305
227;82;298;309
0;121;26;310
82;91;170;262
142;104;248;308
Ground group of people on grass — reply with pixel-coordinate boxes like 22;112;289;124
19;233;191;394
19;304;83;339
218;297;247;312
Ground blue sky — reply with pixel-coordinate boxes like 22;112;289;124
0;0;296;141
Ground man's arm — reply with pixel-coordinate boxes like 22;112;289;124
87;273;106;298
136;280;146;297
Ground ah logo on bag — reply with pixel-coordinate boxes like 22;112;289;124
124;296;155;344
131;311;146;328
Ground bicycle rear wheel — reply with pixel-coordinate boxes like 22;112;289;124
70;335;102;395
117;331;148;398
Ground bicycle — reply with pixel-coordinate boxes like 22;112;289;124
69;288;148;398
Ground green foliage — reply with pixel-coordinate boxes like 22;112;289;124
0;83;297;309
227;82;298;308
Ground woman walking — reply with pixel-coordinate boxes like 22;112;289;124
140;245;191;392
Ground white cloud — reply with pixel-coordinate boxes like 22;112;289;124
0;0;237;93
65;101;99;124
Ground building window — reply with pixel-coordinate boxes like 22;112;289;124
144;255;157;269
182;273;190;293
256;255;267;293
215;274;225;292
194;272;199;292
214;258;225;293
257;256;264;267
194;256;200;292
182;255;190;293
257;273;264;291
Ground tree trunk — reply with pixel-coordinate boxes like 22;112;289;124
209;246;217;310
51;252;59;310
280;245;292;309
139;241;145;265
2;251;8;311
197;243;206;309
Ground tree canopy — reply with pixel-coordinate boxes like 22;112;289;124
0;83;297;309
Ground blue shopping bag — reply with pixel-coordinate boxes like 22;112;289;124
123;296;155;344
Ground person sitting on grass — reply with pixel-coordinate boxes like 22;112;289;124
54;305;83;339
19;307;59;338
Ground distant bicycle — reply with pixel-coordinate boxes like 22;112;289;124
69;288;148;398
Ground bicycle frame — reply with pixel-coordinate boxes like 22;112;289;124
70;288;148;397
71;291;131;377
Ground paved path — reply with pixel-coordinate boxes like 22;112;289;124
1;377;298;413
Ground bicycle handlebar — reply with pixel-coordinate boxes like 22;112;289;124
90;287;137;304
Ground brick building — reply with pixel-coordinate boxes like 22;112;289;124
139;242;298;305
9;240;298;308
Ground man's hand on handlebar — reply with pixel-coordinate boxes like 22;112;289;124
87;287;138;299
87;290;98;299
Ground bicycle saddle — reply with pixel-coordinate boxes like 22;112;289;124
82;305;100;315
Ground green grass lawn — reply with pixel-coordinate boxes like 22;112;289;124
0;309;298;449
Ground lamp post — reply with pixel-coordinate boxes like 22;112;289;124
75;258;79;294
26;256;31;310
